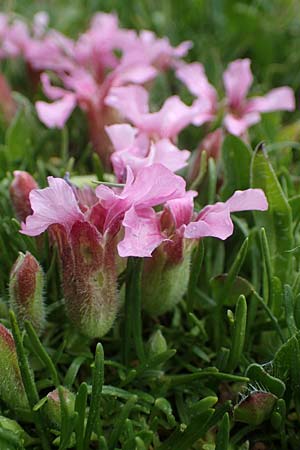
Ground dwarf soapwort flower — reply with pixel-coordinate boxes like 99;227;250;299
223;59;295;136
105;84;196;140
31;13;190;167
177;59;295;136
120;187;268;315
21;165;186;336
106;123;190;182
9;252;45;335
10;170;39;222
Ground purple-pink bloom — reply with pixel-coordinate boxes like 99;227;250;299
106;123;190;181
223;59;295;136
105;85;197;140
177;58;295;136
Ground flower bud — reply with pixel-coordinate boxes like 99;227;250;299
44;387;75;427
148;330;167;357
9;252;45;335
234;391;277;425
0;73;17;123
10;171;38;222
0;323;28;413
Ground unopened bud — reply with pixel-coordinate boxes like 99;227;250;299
234;391;277;425
0;323;28;413
10;171;38;222
44;387;75;427
148;330;167;357
9;252;45;335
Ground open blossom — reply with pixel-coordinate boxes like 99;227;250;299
223;59;295;135
20;165;186;335
105;84;196;140
29;13;191;166
177;58;295;136
106;123;190;182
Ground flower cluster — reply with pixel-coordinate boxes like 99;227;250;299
18;165;268;332
0;13;295;179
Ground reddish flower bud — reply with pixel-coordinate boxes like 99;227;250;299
0;73;17;123
44;387;75;427
0;323;28;414
9;252;45;335
10;171;38;222
234;391;277;425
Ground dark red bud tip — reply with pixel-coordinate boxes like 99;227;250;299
10;171;38;222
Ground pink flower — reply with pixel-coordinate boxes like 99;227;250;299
106;123;190;181
105;85;197;139
223;59;295;136
177;59;295;136
118;187;268;258
21;177;119;338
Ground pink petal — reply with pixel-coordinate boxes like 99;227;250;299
40;73;68;100
21;177;84;236
223;59;253;109
184;204;233;240
247;87;295;113
141;96;196;138
176;62;217;104
165;191;197;229
223;111;260;136
96;164;186;231
122;163;187;206
151;139;190;172
106;123;137;152
118;206;165;257
114;63;158;85
36;94;76;128
225;189;268;212
184;188;268;241
105;85;149;123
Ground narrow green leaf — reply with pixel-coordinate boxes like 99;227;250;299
251;145;293;283
215;413;230;450
74;382;88;450
158;409;214;450
187;240;204;312
25;321;59;388
83;343;104;450
9;311;51;450
283;284;297;336
227;295;247;372
108;396;137;450
221;134;252;199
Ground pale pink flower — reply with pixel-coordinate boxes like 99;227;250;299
223;59;295;136
105;85;196;139
106;123;190;181
177;59;295;136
